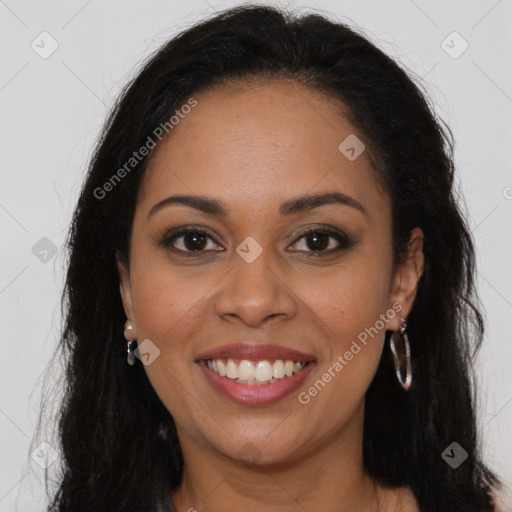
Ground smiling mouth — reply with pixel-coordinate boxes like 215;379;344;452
200;358;312;385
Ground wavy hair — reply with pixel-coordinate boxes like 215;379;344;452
34;4;500;511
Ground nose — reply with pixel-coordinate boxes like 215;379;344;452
214;246;298;328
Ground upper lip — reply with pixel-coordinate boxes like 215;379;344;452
195;343;315;362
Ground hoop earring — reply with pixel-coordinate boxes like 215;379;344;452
124;322;137;366
126;340;136;366
389;315;412;391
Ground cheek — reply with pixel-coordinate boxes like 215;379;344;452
297;284;390;423
302;254;392;390
308;256;392;338
128;253;231;408
128;265;210;421
131;265;210;349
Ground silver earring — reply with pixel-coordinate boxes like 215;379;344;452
389;315;412;391
124;322;136;366
127;340;136;366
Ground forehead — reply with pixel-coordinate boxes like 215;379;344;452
138;80;388;220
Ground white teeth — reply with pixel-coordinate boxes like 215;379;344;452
225;359;238;379
206;358;308;383
238;360;255;380
273;359;285;379
254;361;273;381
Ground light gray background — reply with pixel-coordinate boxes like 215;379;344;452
1;0;511;510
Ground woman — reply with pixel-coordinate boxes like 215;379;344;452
38;4;501;511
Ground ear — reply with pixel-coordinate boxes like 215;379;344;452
387;227;425;330
116;251;136;330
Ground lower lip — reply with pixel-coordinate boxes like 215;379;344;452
198;361;315;406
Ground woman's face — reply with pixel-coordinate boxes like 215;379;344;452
118;80;423;466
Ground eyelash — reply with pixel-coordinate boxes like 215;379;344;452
158;225;355;257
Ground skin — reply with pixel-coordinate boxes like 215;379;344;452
118;80;424;512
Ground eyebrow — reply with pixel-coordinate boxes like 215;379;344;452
146;191;367;221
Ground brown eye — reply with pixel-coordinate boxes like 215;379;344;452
289;227;354;255
179;231;208;251
159;225;354;257
160;228;223;254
